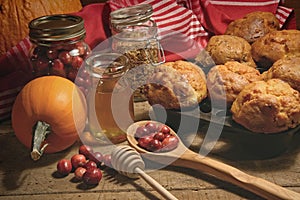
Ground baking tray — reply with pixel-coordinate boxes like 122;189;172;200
150;97;300;159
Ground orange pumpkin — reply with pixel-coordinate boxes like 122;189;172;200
11;76;87;160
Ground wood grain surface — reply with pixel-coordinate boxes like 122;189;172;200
1;102;300;200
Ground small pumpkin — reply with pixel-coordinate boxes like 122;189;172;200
11;76;87;160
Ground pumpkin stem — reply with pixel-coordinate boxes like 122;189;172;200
31;121;50;161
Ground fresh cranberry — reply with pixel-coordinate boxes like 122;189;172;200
79;145;93;159
71;56;83;69
135;126;150;138
148;139;163;152
145;122;158;133
57;159;72;176
71;154;87;169
76;43;86;55
160;125;171;134
74;167;86;181
102;154;112;168
67;69;78;81
58;51;72;65
153;132;166;141
89;152;103;166
47;48;58;60
82;168;102;185
161;135;179;152
138;135;153;149
50;59;66;77
84;160;98;170
34;57;50;72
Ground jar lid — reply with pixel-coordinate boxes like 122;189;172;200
29;14;86;43
110;4;153;25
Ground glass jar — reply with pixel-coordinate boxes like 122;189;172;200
85;53;134;144
110;4;165;102
28;14;91;83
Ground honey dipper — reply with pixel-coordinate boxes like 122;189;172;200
111;145;178;200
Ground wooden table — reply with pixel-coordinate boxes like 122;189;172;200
1;102;300;200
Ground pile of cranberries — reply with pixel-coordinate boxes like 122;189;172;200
56;144;112;186
135;122;179;152
30;41;91;96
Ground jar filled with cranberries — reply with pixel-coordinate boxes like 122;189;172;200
28;14;91;82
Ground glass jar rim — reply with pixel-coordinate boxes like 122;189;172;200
85;52;129;79
110;4;153;25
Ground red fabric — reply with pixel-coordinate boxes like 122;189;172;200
0;0;296;121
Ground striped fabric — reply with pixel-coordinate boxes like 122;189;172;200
0;0;295;121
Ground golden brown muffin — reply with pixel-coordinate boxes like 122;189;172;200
144;60;207;109
225;11;280;44
205;35;256;68
207;61;261;106
251;30;300;68
231;79;300;133
262;56;300;92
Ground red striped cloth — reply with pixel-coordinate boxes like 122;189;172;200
0;0;296;121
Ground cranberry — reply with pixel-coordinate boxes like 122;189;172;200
34;57;50;72
58;51;72;65
135;126;150;138
47;48;58;60
67;69;78;81
57;159;72;176
161;135;179;152
145;122;158;132
84;160;98;170
153;132;166;141
76;43;86;55
76;77;86;87
74;167;86;181
79;145;93;159
89;152;103;166
71;154;87;169
50;59;66;77
102;154;112;168
148;139;163;152
71;56;83;69
160;125;171;134
82;168;103;185
138;135;153;149
79;69;90;79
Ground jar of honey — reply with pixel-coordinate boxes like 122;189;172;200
85;53;134;144
28;14;91;85
110;4;165;102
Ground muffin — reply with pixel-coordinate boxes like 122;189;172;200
251;30;300;68
207;61;262;106
205;35;256;68
231;79;300;133
225;11;280;44
144;60;207;109
262;56;300;92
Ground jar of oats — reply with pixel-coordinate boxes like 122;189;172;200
110;4;165;102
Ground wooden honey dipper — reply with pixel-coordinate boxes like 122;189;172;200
111;145;178;200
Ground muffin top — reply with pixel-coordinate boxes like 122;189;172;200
207;61;261;106
231;79;300;133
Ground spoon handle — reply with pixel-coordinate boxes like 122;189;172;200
174;149;300;200
134;167;178;200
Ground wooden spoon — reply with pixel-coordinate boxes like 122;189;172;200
127;120;300;200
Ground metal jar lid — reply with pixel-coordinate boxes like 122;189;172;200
29;14;86;44
110;4;153;26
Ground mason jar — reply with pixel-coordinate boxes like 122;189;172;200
110;4;165;101
28;14;91;84
85;52;134;144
